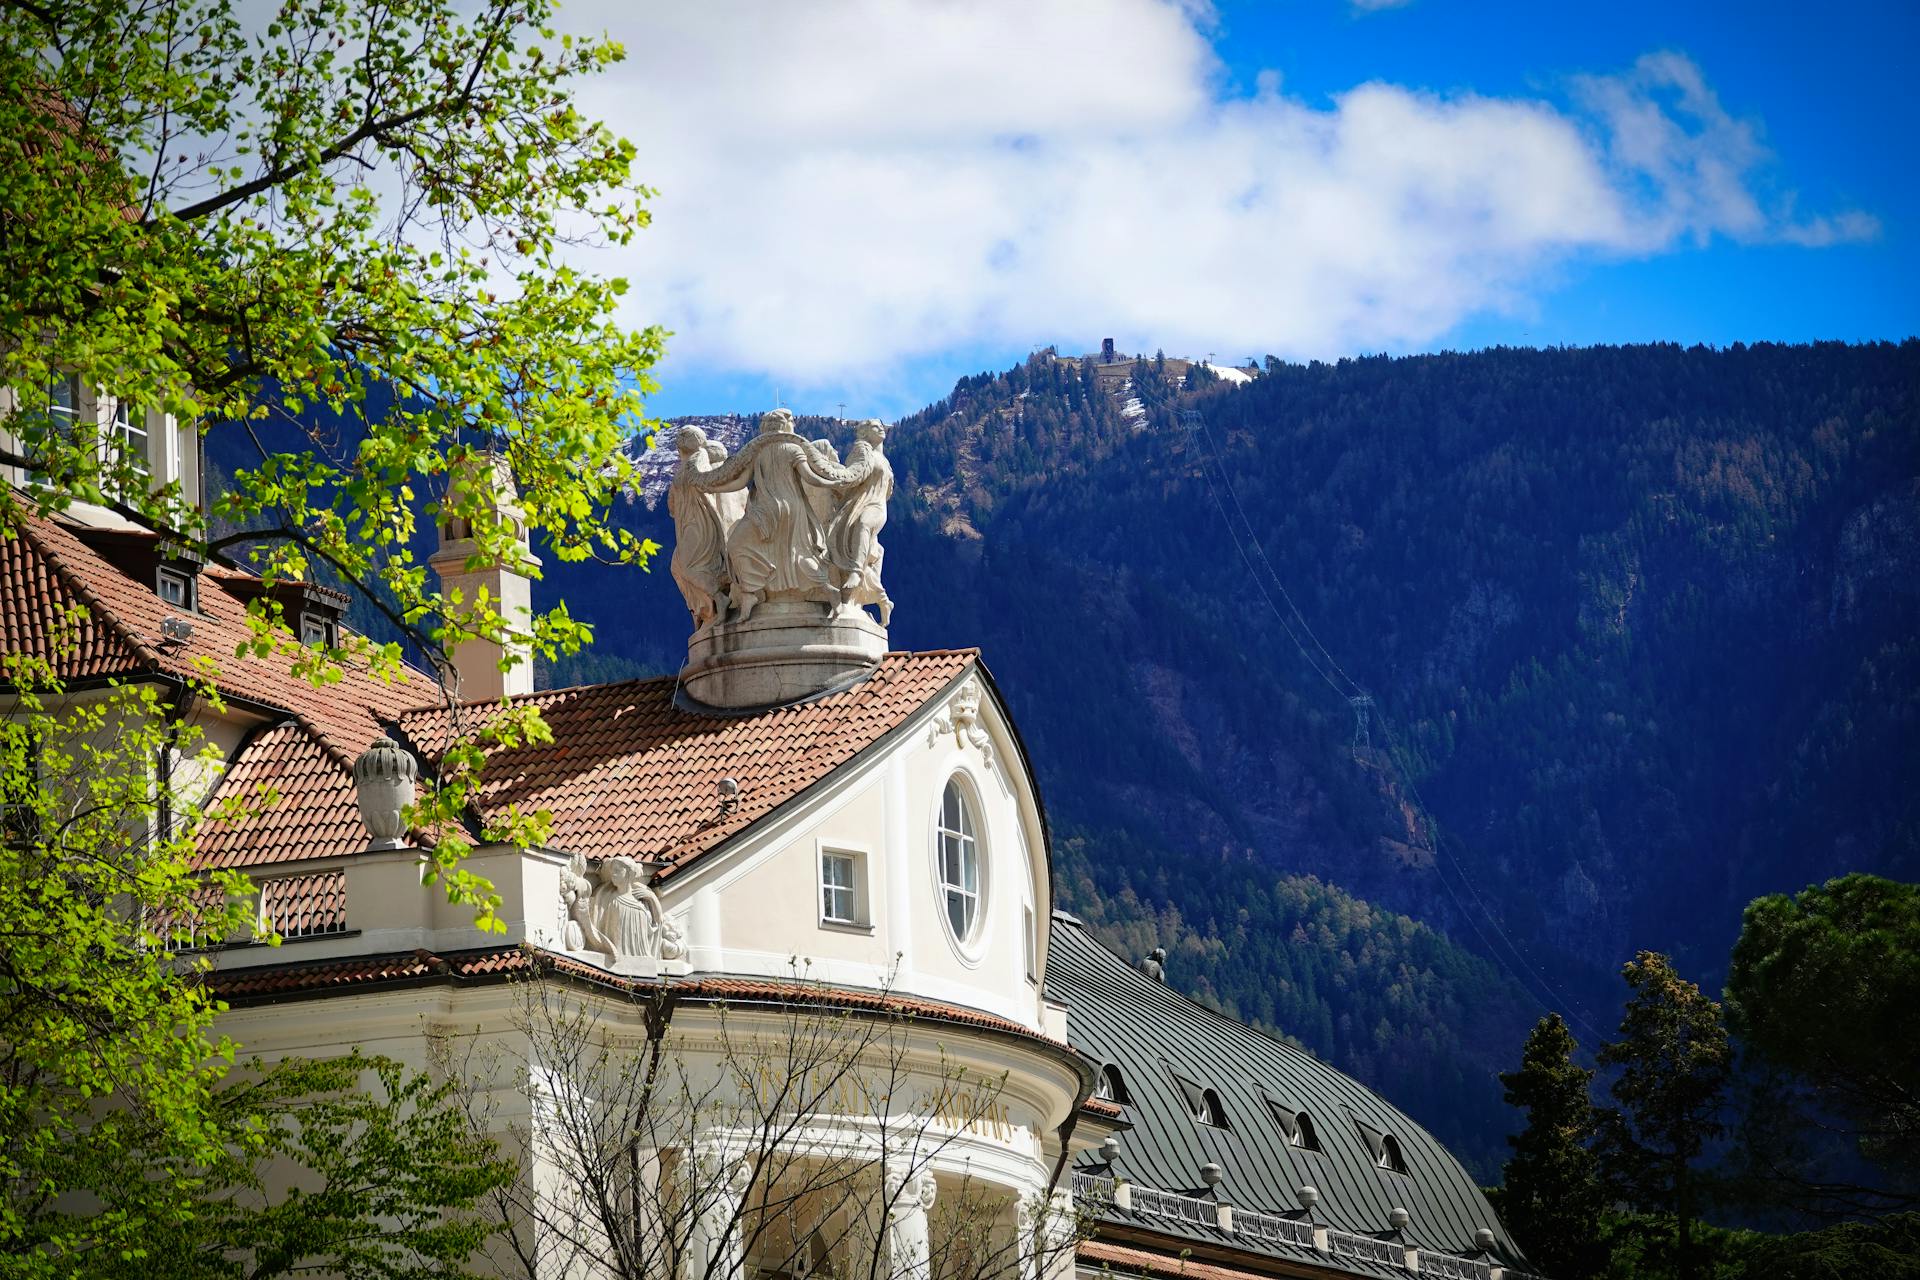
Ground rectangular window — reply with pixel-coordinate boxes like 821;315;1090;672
110;398;149;490
156;566;193;609
300;613;333;647
27;375;82;485
820;850;861;926
1023;905;1037;981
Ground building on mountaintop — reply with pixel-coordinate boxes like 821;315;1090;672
1;396;1540;1278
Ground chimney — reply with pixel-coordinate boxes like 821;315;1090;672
428;454;540;701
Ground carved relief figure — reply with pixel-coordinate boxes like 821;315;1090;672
825;419;894;624
668;426;736;628
560;852;615;958
559;852;685;968
929;676;995;770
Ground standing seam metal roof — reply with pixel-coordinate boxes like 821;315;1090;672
1048;914;1525;1271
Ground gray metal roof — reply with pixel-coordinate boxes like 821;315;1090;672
1049;913;1529;1273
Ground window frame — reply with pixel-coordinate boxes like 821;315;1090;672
155;565;195;610
299;612;335;648
1022;902;1037;982
932;773;985;954
1263;1095;1324;1152
1174;1073;1230;1130
815;843;871;932
109;397;149;490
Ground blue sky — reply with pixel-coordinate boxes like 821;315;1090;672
580;1;1917;422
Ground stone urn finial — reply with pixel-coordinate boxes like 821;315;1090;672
352;736;418;850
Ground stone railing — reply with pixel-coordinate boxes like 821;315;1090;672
1068;1172;1114;1208
1327;1227;1403;1267
1126;1184;1217;1229
1421;1252;1495;1280
1232;1207;1316;1249
1071;1173;1536;1279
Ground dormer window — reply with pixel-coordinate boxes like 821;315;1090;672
1356;1120;1410;1174
1095;1064;1131;1105
1266;1098;1323;1152
1176;1075;1229;1129
300;612;335;647
156;565;195;610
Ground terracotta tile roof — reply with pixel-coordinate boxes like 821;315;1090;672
211;945;1070;1053
0;524;145;675
7;513;975;886
1080;1095;1126;1120
11;515;433;762
1;513;446;872
395;649;977;875
196;722;366;868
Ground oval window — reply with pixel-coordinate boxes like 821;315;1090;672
936;778;981;942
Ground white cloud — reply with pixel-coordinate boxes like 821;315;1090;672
564;2;1874;383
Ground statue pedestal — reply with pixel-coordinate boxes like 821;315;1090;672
680;601;887;711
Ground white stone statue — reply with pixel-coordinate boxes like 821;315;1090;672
667;426;737;629
679;409;854;621
667;408;896;709
559;852;685;969
824;420;894;624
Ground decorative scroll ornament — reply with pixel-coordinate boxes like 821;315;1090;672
668;410;893;628
559;852;687;972
928;676;995;771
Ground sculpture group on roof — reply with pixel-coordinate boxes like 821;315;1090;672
669;408;894;630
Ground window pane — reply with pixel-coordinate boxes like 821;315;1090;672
961;845;978;893
942;783;961;831
947;890;968;938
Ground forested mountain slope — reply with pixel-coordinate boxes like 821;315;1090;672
879;344;1917;1001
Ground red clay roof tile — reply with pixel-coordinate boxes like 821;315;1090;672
396;650;977;874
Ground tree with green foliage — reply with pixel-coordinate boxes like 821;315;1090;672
0;646;512;1275
1499;1014;1605;1278
1724;874;1919;1218
1596;951;1733;1280
1;0;665;915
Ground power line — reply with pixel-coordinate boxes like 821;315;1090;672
1176;405;1610;1043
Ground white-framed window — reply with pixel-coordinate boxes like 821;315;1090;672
156;565;194;610
300;612;334;647
27;374;82;484
1022;903;1037;981
935;777;981;943
110;398;149;487
818;847;868;928
1176;1075;1230;1129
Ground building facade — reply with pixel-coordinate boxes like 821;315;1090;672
1;402;1538;1279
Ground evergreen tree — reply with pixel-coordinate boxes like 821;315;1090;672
1724;874;1920;1216
1596;952;1732;1280
1499;1014;1604;1278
